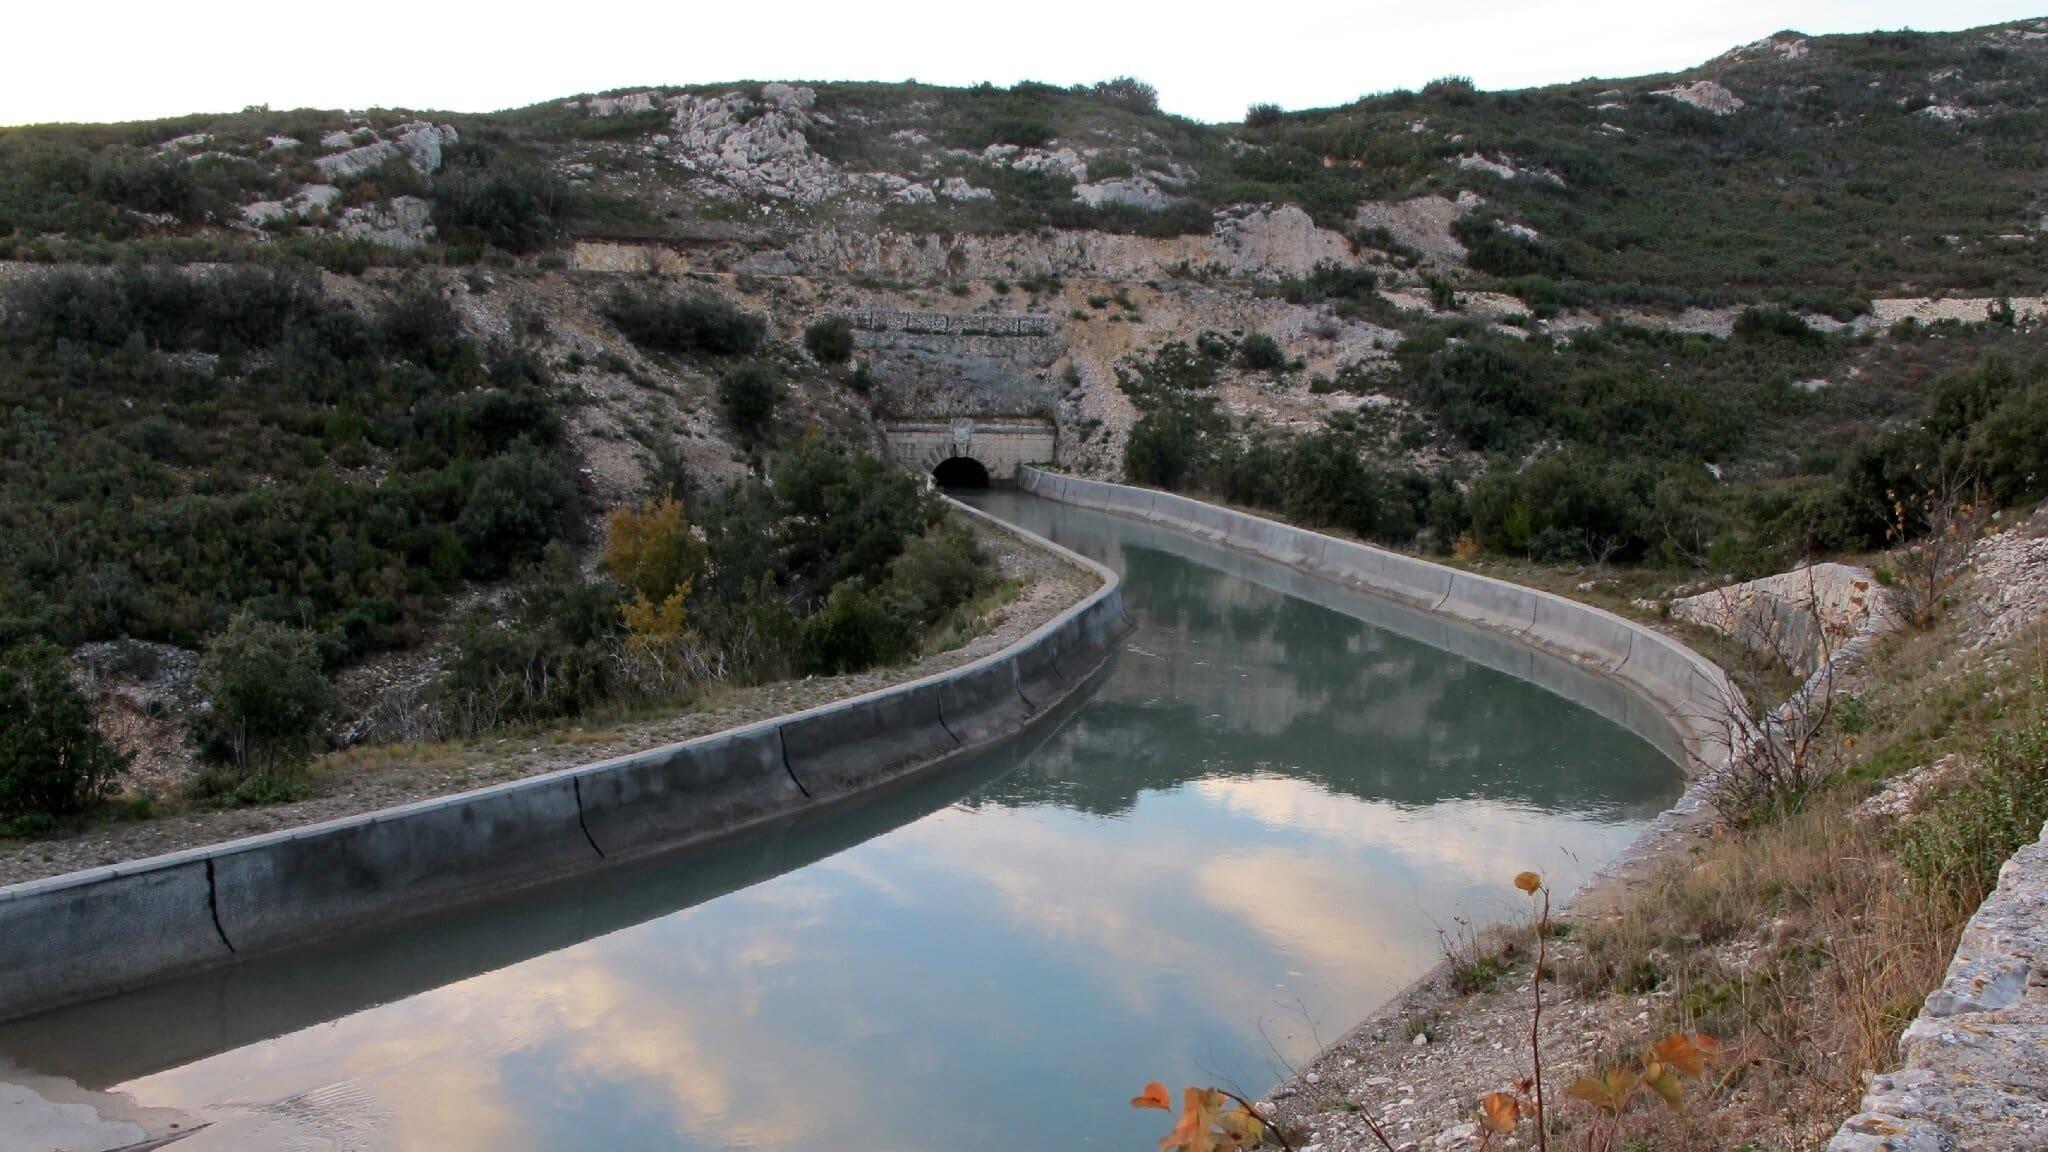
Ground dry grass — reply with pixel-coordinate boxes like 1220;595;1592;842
1552;616;2047;1148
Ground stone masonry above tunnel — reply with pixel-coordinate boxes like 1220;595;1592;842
885;419;1056;485
839;309;1066;420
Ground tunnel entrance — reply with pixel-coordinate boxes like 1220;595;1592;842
931;456;991;488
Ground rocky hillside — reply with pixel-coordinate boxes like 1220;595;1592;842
4;19;2048;809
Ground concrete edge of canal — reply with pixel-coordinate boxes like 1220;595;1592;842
0;496;1130;1024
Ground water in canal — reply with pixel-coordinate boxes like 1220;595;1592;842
0;492;1683;1151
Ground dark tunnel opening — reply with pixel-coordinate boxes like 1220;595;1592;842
931;456;992;488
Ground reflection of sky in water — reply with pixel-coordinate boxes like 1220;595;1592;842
22;495;1683;1152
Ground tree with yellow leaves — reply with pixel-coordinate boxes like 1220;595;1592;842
601;497;708;643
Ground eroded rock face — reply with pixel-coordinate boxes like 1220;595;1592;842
315;123;460;180
587;90;656;117
338;196;436;248
661;84;840;202
576;200;1367;282
1074;177;1172;211
1654;80;1745;115
240;183;340;228
1353;194;1476;264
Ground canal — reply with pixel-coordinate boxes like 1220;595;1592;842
0;492;1683;1151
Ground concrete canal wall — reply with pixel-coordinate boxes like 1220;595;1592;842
0;500;1130;1023
1018;468;1743;776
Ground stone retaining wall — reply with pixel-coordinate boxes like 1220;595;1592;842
0;500;1130;1023
839;309;1055;337
1828;821;2048;1151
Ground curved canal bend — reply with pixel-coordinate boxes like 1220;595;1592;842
0;492;1684;1151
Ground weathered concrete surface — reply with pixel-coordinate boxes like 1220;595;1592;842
573;726;798;858
885;418;1056;483
0;858;231;1021
0;499;1126;1023
1828;821;2048;1152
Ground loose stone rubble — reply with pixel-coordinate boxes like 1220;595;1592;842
1962;515;2048;650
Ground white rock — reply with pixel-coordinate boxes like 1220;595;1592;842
1654;80;1745;115
338;195;436;247
315;123;459;180
588;91;656;117
934;177;993;201
1074;177;1172;211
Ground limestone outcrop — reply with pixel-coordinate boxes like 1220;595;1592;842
314;122;460;180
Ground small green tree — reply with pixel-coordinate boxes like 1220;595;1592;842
196;615;335;778
0;643;125;827
719;362;780;445
1239;332;1285;372
803;317;857;365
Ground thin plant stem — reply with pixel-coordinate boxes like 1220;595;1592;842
1532;887;1549;1152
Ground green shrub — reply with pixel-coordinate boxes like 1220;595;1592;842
431;142;572;254
458;443;583;577
718;361;780;445
803;316;857;364
601;286;766;358
1091;77;1159;114
1125;396;1230;489
802;581;914;674
1239;331;1286;372
440;544;621;733
1244;103;1285;129
1895;719;2048;902
194;615;335;778
1278;264;1379;307
1733;306;1823;344
0;643;125;826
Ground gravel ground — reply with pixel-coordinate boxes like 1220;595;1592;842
1961;505;2048;650
0;513;1098;887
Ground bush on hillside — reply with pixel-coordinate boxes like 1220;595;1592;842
601;286;765;358
431;143;572;254
457;443;584;577
0;643;126;828
1239;332;1286;371
194;615;334;780
1092;77;1159;114
803;316;857;364
1895;720;2048;902
1244;103;1285;129
718;361;781;445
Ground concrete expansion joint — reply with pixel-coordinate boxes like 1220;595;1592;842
775;727;812;799
204;857;237;955
570;775;607;859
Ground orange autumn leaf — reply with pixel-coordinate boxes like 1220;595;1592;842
1132;1082;1174;1111
1644;1062;1685;1110
1567;1066;1638;1113
1217;1105;1266;1150
1652;1032;1720;1077
1160;1087;1226;1152
1514;871;1543;894
1478;1091;1522;1133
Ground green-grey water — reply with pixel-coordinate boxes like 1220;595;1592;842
0;492;1683;1151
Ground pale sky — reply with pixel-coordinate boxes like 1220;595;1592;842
8;1;2045;127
